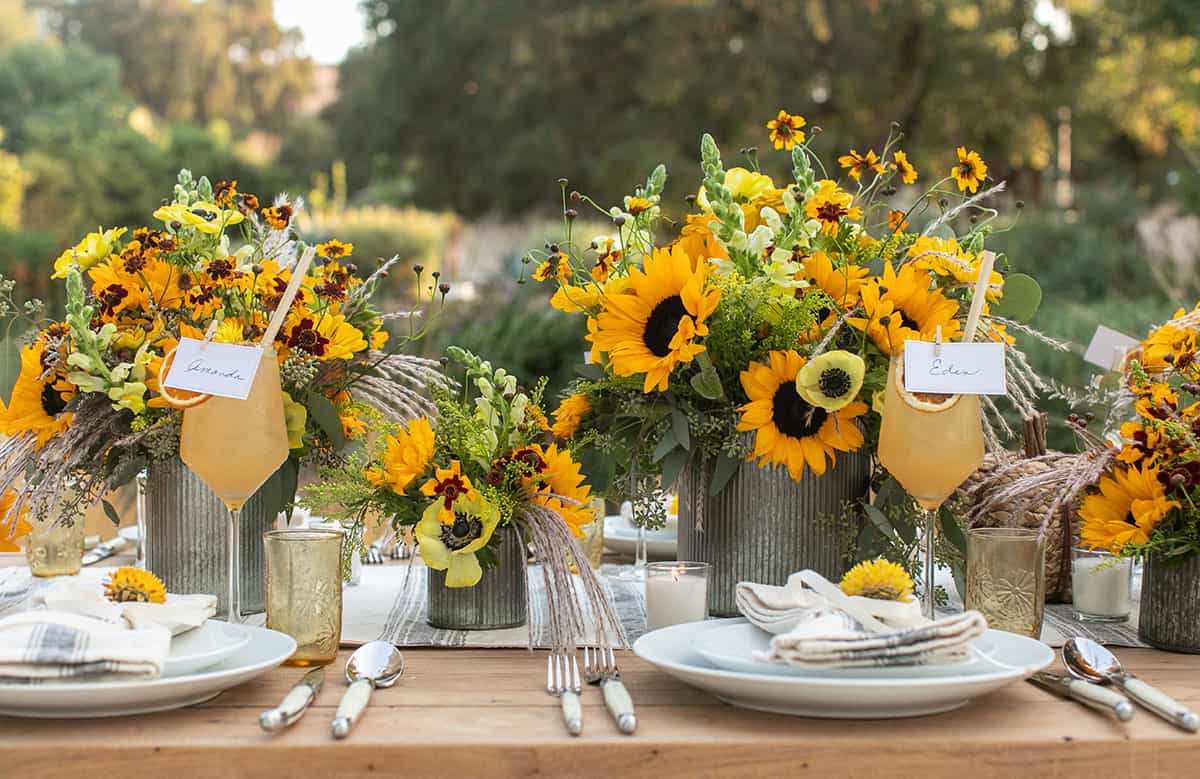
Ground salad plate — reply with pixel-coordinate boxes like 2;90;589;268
603;515;677;559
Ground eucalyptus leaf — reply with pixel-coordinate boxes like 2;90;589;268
579;447;615;495
690;368;724;400
991;273;1042;323
652;428;677;463
865;504;899;541
938;508;967;554
574;362;603;380
279;458;300;520
256;465;283;522
307;391;346;451
100;498;121;527
660;447;691;490
670;405;691;452
709;453;741;496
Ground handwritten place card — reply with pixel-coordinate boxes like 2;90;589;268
1083;325;1140;371
161;338;263;400
903;341;1007;396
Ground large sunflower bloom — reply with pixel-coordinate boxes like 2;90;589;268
523;443;594;537
0;341;74;449
766;110;806;150
415;491;501;587
737;350;866;480
0;489;32;553
795;251;869;341
588;245;721;393
804;180;862;235
847;263;961;355
951;147;988;194
367;417;436;495
1079;465;1179;554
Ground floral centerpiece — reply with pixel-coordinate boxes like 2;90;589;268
0;170;447;558
303;347;622;644
530;112;1044;609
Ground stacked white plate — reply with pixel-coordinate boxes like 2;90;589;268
0;620;296;718
603;514;678;559
634;618;1054;718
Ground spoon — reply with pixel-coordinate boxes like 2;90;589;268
1063;637;1198;732
331;641;405;739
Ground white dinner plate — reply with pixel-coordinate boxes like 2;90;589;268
0;624;295;718
635;618;1053;719
603;515;677;559
692;621;995;679
118;525;140;544
164;620;253;677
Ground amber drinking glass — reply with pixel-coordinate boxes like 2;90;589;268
964;527;1046;638
265;529;344;666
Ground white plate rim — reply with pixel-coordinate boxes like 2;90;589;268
164;620;254;676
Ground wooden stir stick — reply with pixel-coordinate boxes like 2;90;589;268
960;250;996;344
259;246;316;349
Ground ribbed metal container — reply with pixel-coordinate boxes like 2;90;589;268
143;457;273;616
1139;554;1200;654
427;525;528;630
678;437;872;616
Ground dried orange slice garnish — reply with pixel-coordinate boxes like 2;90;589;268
156;347;213;409
892;359;960;412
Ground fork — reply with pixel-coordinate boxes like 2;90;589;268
389;529;412;560
584;646;637;734
363;540;385;565
546;652;583;736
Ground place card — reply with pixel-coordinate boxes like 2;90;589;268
903;341;1007;395
1083;325;1139;371
161;338;263;400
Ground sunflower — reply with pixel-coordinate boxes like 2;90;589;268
261;204;294;230
283;310;367;361
672;213;730;266
837;149;885;182
316;239;354;259
891;150;919;184
737;350;866;480
888;209;909;233
368;417;436;495
104;567;167;604
795;251;869;341
766;110;806;151
1139;311;1196;374
415;490;501;587
550;393;591;439
840;559;914;602
421;460;479;523
588;245;721;393
951;147;988;194
0;489;32;553
847;262;961;355
51;227;127;279
804;180;862;235
0;340;73;448
523;443;594;536
1079;465;1180;554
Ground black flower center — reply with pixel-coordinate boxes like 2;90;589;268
815;202;847;223
441;513;483;550
191;208;217;221
40;383;67;416
818;368;852;399
959;162;975;178
772;380;828;439
643;295;689;358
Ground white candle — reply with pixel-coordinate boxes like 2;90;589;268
645;563;708;631
1072;555;1132;619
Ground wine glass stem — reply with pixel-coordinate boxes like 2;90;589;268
227;507;242;624
134;469;148;569
922;508;937;620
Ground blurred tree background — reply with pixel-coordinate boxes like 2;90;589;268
0;0;1197;446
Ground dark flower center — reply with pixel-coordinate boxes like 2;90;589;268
772;380;828;439
958;162;975;177
191;208;217;221
98;285;129;315
441;513;483;550
818;368;852;399
815;202;847;223
40;383;67;416
643;295;689;357
287;319;329;356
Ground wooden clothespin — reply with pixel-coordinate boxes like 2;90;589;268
934;324;944;358
199;319;220;351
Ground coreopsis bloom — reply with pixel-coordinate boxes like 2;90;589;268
837;149;886;182
804;180;862;235
261;204;294;230
891;150;918;184
316;240;354;259
766;110;806;151
951;147;988;193
420;460;479;523
532;254;571;283
888;209;909;233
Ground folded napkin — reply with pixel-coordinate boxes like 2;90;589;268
0;611;172;680
36;580;216;636
737;570;987;669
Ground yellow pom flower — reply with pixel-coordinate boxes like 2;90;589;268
550;393;591;439
104;567;167;604
840;559;914;602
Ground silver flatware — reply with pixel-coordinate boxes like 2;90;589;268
260;668;324;732
1028;671;1133;721
363;541;385;565
1064;637;1198;732
81;537;127;566
546;651;583;736
584;646;636;734
332;641;405;739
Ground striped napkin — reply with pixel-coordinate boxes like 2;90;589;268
0;611;172;681
737;570;988;669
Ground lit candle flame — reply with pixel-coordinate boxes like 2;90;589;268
671;562;686;581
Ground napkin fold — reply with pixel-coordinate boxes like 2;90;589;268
0;611;172;680
737;570;987;669
36;580;216;636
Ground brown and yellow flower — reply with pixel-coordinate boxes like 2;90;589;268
261;204;294;230
888;209;909;233
837;149;886;182
804;180;863;235
891;150;919;185
532;254;572;283
847;262;961;355
420;460;479;523
951;147;988;194
316;239;354;259
0;340;74;449
522;443;594;536
1079;465;1179;554
766;110;806;151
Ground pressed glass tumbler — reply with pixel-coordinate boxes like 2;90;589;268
265;529;343;666
964;527;1045;638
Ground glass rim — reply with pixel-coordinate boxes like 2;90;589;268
263;528;343;542
968;527;1042;540
646;561;709;574
1073;546;1127;558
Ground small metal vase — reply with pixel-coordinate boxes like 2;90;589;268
1138;553;1200;654
427;524;528;630
678;436;872;617
142;456;274;616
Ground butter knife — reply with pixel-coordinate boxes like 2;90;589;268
1029;671;1134;721
260;668;324;732
81;537;127;566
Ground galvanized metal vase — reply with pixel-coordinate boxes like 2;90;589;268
1139;553;1200;654
427;525;527;630
142;456;273;617
678;439;872;616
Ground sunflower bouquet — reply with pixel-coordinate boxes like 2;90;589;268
533;112;1045;523
1078;305;1200;559
0;169;448;545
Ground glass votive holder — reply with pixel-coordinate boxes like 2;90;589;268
963;527;1045;639
1072;547;1133;623
265;529;344;666
645;561;709;632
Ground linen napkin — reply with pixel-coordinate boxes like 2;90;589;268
36;579;216;636
0;611;172;680
737;570;987;669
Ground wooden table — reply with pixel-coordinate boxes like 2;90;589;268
3;645;1200;778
